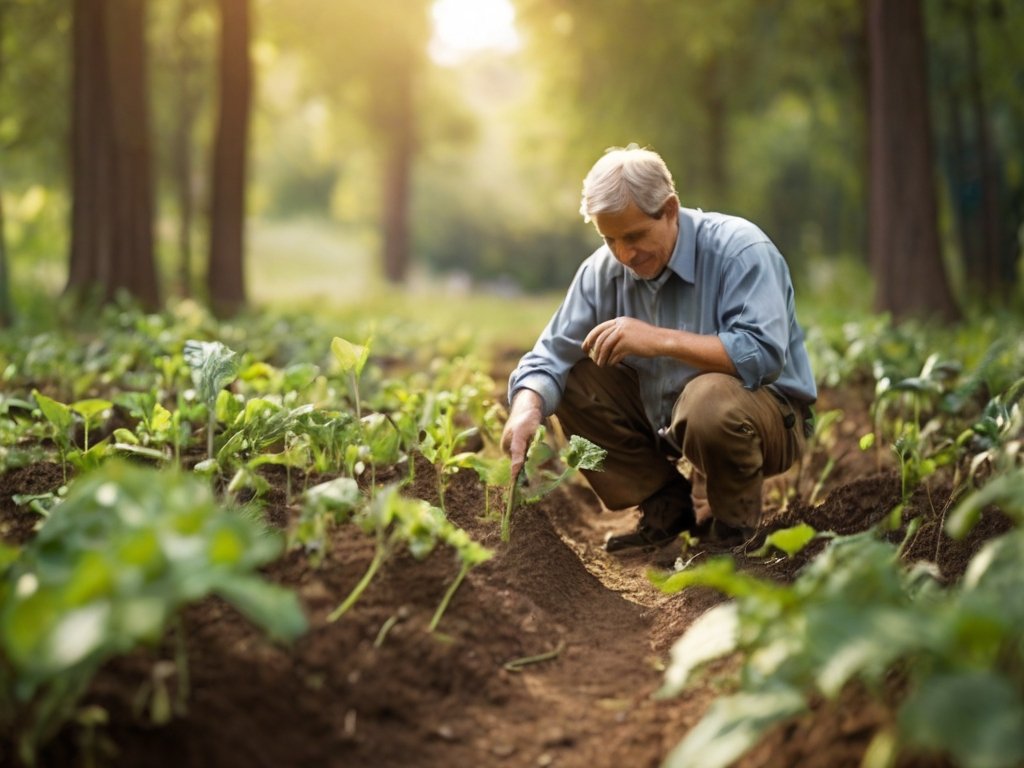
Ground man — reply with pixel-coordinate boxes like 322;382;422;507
501;145;816;552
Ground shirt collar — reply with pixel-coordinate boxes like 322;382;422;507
668;207;699;284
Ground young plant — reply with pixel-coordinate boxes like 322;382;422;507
0;461;307;764
326;486;445;622
652;526;1024;768
330;336;370;420
428;528;493;633
418;394;480;512
182;339;240;461
501;428;606;542
31;390;73;481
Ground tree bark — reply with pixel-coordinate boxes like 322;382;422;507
866;0;958;322
173;0;201;298
67;0;159;309
207;0;250;316
0;3;11;327
379;47;414;285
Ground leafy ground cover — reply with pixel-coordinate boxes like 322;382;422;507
1;301;1022;767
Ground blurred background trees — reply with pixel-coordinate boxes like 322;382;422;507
0;0;1021;322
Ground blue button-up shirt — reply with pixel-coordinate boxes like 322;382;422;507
508;207;817;431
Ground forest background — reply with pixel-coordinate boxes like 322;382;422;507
0;0;1022;332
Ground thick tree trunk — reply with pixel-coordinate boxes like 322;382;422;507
866;0;958;322
207;0;250;316
67;0;159;309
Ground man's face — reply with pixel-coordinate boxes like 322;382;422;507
592;198;679;280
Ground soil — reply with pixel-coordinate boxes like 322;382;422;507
0;386;1011;768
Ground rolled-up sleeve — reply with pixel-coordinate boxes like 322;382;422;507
716;243;791;390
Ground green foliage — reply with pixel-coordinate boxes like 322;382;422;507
182;340;240;460
502;428;606;542
654;526;1024;768
326;485;492;628
0;462;305;764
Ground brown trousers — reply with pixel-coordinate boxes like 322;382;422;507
554;360;806;528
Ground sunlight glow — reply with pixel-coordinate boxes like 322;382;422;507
429;0;521;65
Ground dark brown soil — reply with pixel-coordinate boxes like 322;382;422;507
0;388;1010;768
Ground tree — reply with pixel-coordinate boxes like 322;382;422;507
866;0;958;321
267;0;432;284
930;0;1023;302
206;0;250;316
0;2;11;327
67;0;159;309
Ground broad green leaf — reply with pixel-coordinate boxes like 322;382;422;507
899;672;1024;768
214;576;307;643
304;477;362;515
657;602;739;699
563;434;607;471
947;469;1024;539
183;339;239;407
32;389;71;433
663;688;807;768
750;523;818;559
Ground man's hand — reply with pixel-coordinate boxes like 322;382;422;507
582;317;663;367
501;389;544;480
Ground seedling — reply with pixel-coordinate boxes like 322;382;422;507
182;339;240;461
501;428;606;542
330;336;370;420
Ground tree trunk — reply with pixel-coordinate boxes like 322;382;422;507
207;0;250;316
380;48;414;285
67;0;159;309
866;0;958;322
962;0;1003;299
173;0;201;298
0;4;10;327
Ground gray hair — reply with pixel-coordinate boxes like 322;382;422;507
579;144;677;222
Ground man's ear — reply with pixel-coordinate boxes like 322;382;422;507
661;196;680;221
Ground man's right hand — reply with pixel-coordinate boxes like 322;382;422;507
501;389;544;481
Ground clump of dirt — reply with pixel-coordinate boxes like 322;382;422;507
0;386;1014;768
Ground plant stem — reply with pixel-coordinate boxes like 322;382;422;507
501;474;518;542
503;640;566;672
327;544;388;622
429;561;469;632
206;411;215;461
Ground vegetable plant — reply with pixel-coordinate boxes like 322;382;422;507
502;428;607;542
652;525;1024;768
0;462;307;765
182;339;240;461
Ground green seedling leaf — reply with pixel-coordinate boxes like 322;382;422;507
183;340;239;407
70;398;112;424
859;433;876;451
330;336;370;376
750;523;818;559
